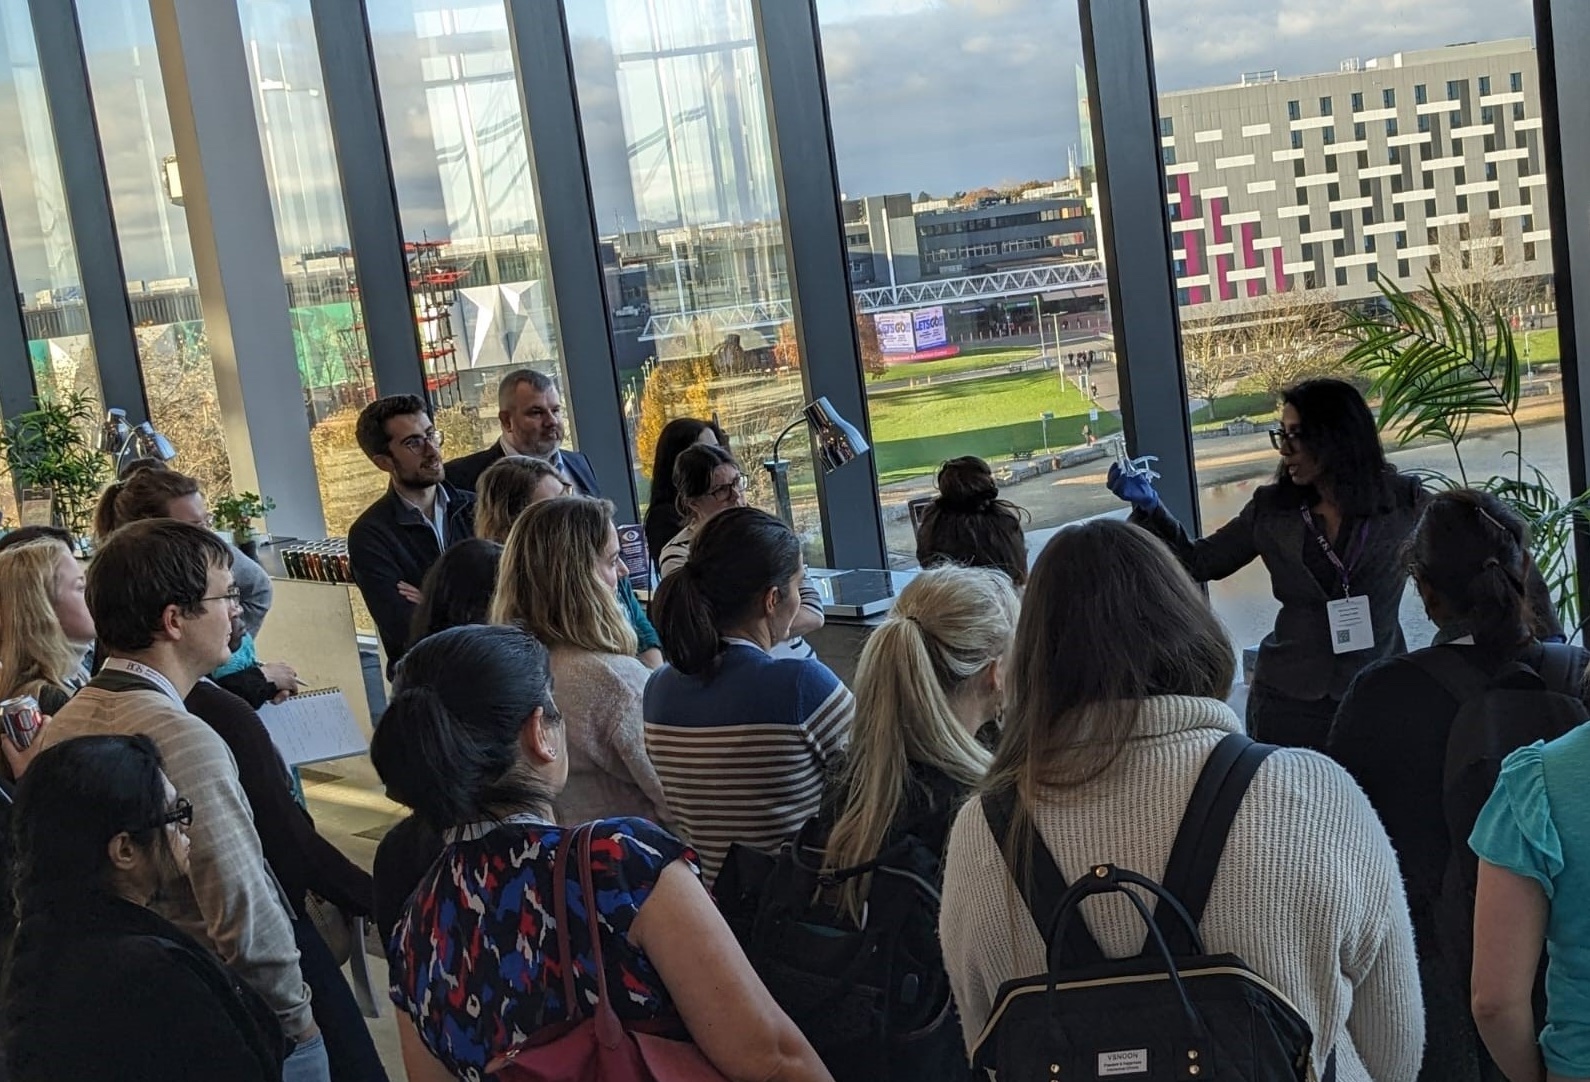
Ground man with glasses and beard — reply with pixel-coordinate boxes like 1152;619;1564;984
35;520;327;1081
348;395;477;674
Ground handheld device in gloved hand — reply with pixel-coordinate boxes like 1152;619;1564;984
1105;446;1161;513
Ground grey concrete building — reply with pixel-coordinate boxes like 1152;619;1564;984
1157;39;1551;311
841;188;1094;286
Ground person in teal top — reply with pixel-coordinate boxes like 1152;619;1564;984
1470;725;1590;1082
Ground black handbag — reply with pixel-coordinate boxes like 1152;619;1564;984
974;734;1332;1082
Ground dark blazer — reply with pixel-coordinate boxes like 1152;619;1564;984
4;886;286;1081
348;483;476;671
1133;473;1425;700
188;679;374;920
445;440;602;497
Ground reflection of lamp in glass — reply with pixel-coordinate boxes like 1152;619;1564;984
101;408;176;476
762;396;871;528
99;408;131;455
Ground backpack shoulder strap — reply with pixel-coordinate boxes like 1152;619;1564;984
980;790;1104;966
1153;733;1278;955
1534;642;1586;697
1405;645;1495;704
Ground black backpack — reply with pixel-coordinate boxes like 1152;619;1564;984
713;819;963;1082
975;734;1331;1082
1406;642;1589;980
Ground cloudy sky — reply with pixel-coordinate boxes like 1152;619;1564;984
817;0;1537;197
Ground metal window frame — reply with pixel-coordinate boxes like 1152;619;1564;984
309;0;425;400
28;0;147;422
752;0;886;570
1534;0;1590;622
1078;0;1199;530
0;197;36;423
504;0;639;526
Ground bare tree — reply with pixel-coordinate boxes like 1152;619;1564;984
1425;216;1551;324
1180;319;1247;422
1238;290;1349;399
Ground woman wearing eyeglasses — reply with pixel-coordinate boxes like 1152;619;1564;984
658;443;825;660
1107;378;1441;750
3;734;286;1081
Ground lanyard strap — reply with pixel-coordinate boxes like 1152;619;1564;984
99;658;188;712
1300;507;1370;596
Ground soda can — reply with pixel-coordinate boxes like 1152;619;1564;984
0;695;43;750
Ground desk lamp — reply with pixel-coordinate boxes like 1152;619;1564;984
762;396;870;528
101;408;177;477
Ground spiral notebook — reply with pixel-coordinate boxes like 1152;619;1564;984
257;688;368;767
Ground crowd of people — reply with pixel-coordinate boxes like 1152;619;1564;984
0;367;1586;1082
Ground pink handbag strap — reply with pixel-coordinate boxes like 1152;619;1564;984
550;824;622;1034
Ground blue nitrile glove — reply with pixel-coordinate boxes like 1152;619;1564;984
1107;461;1160;513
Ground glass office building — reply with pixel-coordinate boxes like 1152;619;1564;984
2;0;1589;654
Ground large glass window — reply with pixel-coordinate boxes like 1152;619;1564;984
570;0;824;557
77;0;228;499
816;0;1121;565
368;0;566;469
0;0;104;530
239;0;380;537
1149;1;1558;655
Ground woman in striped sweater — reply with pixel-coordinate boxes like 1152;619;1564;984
645;507;853;884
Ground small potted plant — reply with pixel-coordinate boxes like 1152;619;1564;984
211;490;276;559
0;391;109;551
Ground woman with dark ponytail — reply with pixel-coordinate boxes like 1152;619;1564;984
915;455;1029;587
1329;489;1590;1082
374;624;832;1082
646;507;854;884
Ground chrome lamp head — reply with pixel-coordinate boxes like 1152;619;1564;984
803;396;870;473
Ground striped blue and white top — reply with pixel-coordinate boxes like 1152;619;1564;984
643;639;854;883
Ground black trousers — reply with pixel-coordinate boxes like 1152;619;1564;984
1244;681;1340;752
292;914;390;1082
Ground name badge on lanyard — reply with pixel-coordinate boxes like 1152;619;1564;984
99;657;188;711
1302;508;1375;655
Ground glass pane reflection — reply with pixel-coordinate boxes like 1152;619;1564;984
570;0;824;559
368;0;567;465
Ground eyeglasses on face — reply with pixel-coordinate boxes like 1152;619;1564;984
708;474;748;501
1268;427;1306;451
151;797;193;831
395;430;445;455
196;587;243;609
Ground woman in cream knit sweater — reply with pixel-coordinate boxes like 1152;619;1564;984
940;520;1423;1081
492;496;668;824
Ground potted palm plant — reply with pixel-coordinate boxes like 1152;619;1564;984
1341;274;1588;630
211;490;276;559
0;391;109;547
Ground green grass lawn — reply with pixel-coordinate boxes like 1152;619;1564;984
873;344;1040;383
1192;391;1280;428
868;369;1117;485
1520;327;1560;367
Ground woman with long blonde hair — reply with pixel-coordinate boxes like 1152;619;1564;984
0;539;95;715
812;566;1015;1081
491;496;668;824
824;566;1015;908
476;454;663;668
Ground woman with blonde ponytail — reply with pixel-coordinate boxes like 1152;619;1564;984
823;566;1016;915
782;566;1015;1082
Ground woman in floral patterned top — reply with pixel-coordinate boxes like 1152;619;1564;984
371;624;832;1082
